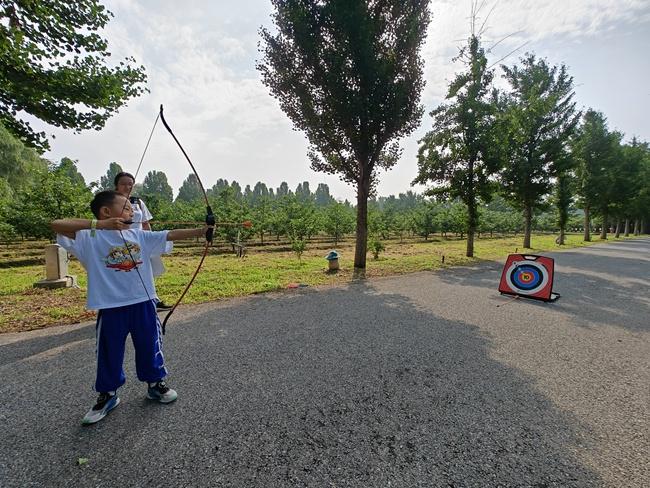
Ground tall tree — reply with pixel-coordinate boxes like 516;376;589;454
252;181;270;204
314;183;333;207
243;184;253;201
276;181;290;197
209;178;230;199
0;176;15;239
98;162;123;191
414;35;501;257
295;181;312;203
500;54;579;248
626;140;650;235
553;157;574;245
258;0;430;269
0;0;147;151
176;173;202;203
612;138;645;236
397;190;420;211
9;162;93;238
141;170;173;203
0;121;47;189
572;110;620;241
55;157;86;187
230;181;243;200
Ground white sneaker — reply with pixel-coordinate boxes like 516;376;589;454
147;381;177;403
82;393;120;424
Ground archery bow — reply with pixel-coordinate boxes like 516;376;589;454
159;104;215;334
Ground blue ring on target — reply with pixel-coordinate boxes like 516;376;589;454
511;264;542;290
505;261;549;295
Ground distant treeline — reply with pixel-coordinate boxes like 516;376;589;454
2;124;644;247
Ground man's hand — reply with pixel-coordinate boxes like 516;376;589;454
204;224;215;242
98;218;132;231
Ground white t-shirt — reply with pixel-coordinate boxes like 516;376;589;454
57;229;169;310
129;197;153;231
128;197;173;257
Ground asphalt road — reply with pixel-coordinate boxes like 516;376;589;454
1;238;648;487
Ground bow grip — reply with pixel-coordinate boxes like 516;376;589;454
206;206;215;243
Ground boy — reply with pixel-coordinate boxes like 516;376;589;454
52;190;212;424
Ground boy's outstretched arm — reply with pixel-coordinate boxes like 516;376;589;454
51;218;132;238
167;226;213;242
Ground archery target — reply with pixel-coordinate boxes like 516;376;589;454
505;261;548;295
499;254;556;301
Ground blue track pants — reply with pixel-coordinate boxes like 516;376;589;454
94;300;167;392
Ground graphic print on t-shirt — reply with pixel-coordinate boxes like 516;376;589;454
104;241;143;272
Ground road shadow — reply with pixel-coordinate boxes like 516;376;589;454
0;323;94;367
2;282;603;487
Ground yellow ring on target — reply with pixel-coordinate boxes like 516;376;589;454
520;272;533;282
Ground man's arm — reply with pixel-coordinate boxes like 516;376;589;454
167;227;212;242
51;218;132;238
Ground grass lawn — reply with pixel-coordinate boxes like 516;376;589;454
0;233;636;333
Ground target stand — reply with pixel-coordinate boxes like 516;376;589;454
498;254;560;302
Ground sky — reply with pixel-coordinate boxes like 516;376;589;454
35;0;650;202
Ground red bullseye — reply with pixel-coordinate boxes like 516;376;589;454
520;272;533;282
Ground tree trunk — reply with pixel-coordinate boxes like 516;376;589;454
523;205;532;248
583;206;591;242
466;228;474;257
614;218;621;238
354;174;370;269
558;227;565;245
600;211;608;239
624;218;630;237
466;192;477;258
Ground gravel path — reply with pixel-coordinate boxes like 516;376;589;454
1;238;648;487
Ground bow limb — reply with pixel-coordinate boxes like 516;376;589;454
159;104;215;333
161;240;210;333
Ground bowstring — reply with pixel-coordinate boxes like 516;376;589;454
118;111;161;307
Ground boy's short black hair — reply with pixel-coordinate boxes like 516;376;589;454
90;190;122;218
114;171;135;187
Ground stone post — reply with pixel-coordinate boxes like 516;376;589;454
34;244;77;289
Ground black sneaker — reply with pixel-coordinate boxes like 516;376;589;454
82;392;120;424
147;380;178;403
156;301;173;311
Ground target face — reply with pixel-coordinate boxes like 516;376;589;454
499;254;555;301
505;261;548;295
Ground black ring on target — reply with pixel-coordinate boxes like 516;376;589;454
505;261;549;295
511;264;542;290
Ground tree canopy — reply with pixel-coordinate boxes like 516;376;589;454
258;0;430;268
0;0;147;151
499;54;579;248
415;35;501;257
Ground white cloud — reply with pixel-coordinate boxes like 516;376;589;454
34;0;650;201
